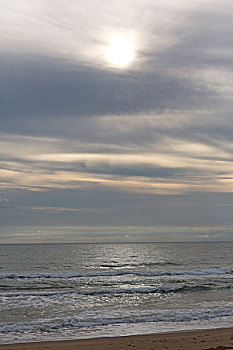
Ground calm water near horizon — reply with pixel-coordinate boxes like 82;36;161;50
0;242;232;344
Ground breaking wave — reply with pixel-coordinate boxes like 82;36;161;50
1;267;232;280
0;284;212;298
1;307;233;334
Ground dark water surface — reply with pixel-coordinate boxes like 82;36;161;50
0;242;232;343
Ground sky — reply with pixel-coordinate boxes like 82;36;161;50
1;0;233;243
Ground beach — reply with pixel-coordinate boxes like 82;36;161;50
0;328;233;350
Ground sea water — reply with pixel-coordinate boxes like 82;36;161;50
0;242;232;343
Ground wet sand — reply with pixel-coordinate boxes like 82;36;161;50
0;327;233;350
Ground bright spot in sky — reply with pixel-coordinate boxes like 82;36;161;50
105;34;135;68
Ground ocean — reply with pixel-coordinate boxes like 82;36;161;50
0;242;232;344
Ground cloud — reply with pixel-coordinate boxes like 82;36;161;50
1;205;104;214
2;0;230;126
0;224;232;243
0;197;12;202
0;0;207;67
0;55;211;129
1;107;233;195
1;0;233;241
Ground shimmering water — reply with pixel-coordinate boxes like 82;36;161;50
0;242;232;343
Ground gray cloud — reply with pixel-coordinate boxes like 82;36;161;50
0;55;212;132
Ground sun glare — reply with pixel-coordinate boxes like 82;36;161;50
105;34;135;69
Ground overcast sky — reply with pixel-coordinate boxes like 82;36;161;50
1;0;233;243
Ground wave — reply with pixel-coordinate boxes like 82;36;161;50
0;284;212;298
99;262;181;268
1;307;233;334
1;267;232;280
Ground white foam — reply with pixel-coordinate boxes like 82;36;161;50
0;284;213;299
1;267;232;280
1;306;233;334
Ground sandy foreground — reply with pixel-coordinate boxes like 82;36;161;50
0;328;233;350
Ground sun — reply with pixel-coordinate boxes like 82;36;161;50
105;34;135;69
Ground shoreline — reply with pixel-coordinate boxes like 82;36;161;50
1;327;233;350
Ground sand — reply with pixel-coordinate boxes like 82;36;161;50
0;328;233;350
